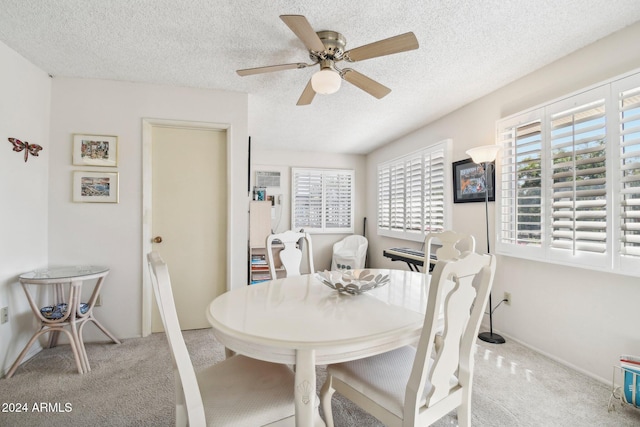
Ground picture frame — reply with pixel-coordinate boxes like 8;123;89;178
72;134;118;167
452;158;495;203
73;171;119;203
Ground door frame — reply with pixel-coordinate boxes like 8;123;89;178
141;118;231;337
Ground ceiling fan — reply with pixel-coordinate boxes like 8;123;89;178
236;15;419;105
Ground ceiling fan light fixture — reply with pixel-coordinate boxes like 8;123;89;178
311;69;341;94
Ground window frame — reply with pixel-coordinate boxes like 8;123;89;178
377;139;452;242
495;69;640;277
291;167;355;234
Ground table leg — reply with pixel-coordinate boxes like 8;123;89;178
295;349;326;427
48;283;64;348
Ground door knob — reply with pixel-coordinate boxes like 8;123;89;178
152;236;163;243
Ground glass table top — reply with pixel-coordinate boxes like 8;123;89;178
19;265;109;280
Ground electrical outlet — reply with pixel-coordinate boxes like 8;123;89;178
1;306;8;324
503;292;511;306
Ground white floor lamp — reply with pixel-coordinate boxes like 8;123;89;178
466;144;505;344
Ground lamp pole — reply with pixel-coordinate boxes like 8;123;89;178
477;161;505;344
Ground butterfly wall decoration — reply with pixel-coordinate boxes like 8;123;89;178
8;138;43;162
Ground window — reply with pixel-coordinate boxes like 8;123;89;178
496;70;640;276
377;139;451;242
291;168;354;233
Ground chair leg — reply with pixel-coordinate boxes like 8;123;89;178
320;374;336;427
457;387;472;427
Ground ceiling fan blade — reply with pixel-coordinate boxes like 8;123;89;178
280;15;326;53
344;32;419;62
297;79;316;106
342;69;391;99
237;63;309;76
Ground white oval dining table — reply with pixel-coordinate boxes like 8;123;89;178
207;269;433;427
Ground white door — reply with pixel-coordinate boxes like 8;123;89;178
151;126;227;331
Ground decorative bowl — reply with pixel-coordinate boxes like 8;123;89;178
316;269;390;295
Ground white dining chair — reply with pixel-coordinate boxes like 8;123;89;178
320;251;496;427
425;230;476;266
266;230;314;279
147;251;296;426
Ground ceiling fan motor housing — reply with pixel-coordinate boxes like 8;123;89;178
312;30;346;61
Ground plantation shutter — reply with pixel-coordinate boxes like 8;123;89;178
549;99;607;254
405;156;423;232
497;113;543;249
292;168;353;233
390;162;405;231
324;171;353;230
619;85;640;258
377;139;450;240
292;169;323;230
377;165;391;230
496;70;640;276
423;148;445;233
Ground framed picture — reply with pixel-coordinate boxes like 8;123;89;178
73;134;118;167
452;158;495;203
73;171;119;203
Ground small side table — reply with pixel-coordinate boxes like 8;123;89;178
5;266;121;378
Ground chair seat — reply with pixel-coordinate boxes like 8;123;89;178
198;354;296;426
40;302;89;320
328;346;457;418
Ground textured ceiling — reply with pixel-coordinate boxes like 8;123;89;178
1;1;640;154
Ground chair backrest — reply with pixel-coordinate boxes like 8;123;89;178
405;251;496;420
332;235;368;270
266;230;314;278
334;235;368;252
424;230;476;265
147;251;206;426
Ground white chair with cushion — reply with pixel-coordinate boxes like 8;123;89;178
266;230;314;278
147;251;296;426
331;235;368;270
320;251;496;427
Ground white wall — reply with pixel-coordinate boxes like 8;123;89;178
366;22;640;382
251;149;367;271
48;78;248;341
0;41;51;373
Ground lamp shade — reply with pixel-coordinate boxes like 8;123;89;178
466;145;500;164
311;69;342;94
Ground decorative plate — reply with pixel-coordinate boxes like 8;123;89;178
40;303;90;320
317;269;390;295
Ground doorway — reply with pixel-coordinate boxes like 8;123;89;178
142;119;229;333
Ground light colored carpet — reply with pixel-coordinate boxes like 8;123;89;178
1;328;639;426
